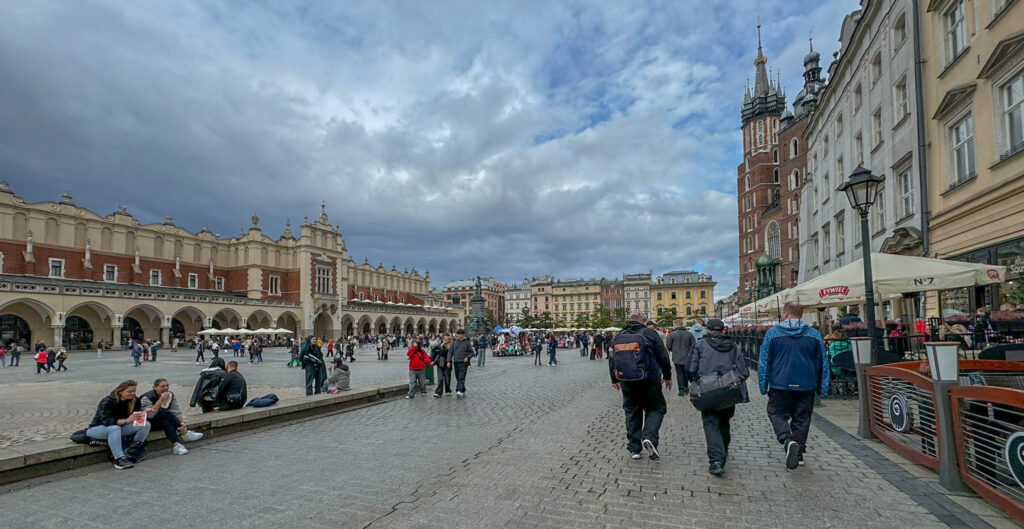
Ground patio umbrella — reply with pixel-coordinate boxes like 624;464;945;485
271;328;294;334
235;328;254;335
784;253;1007;308
219;328;238;335
252;328;274;334
602;327;621;332
197;328;220;335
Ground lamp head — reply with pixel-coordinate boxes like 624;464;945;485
839;166;885;215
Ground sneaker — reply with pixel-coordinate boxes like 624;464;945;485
420;392;427;396
182;430;203;442
432;393;441;399
785;440;800;470
404;396;413;399
630;452;642;460
113;457;134;470
172;444;189;455
797;452;805;466
708;462;725;476
642;439;660;460
456;392;464;399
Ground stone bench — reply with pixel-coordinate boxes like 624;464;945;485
0;383;406;485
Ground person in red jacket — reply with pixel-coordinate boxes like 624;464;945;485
405;337;433;399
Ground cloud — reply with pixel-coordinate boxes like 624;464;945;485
0;0;858;300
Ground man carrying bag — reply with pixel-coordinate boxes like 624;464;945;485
688;319;749;476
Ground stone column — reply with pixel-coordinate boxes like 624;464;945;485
160;326;171;346
52;325;64;348
111;326;122;347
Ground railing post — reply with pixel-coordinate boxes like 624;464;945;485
851;338;876;439
926;342;970;493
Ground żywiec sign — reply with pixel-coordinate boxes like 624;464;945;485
818;286;850;298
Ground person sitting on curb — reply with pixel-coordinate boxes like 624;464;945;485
190;358;227;413
85;380;153;470
141;378;204;455
325;357;351;393
218;361;247;411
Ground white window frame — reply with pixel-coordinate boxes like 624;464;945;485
269;275;281;296
215;276;225;291
854;131;864;166
948;111;976;186
822;172;830;204
822;223;831;263
871;53;883;85
150;269;162;286
944;1;967;66
187;273;198;289
1000;70;1024;158
835;213;846;254
894;76;909;121
872;184;887;234
871;108;883;148
316;266;332;294
897;165;915;219
854;84;863;112
104;264;117;282
49;258;65;278
892;13;908;54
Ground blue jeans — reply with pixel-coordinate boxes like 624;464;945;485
86;423;151;459
548;350;557;365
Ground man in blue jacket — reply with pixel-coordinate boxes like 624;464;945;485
757;302;829;470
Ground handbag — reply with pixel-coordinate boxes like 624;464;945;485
689;368;744;411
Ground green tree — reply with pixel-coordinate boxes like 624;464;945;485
539;311;554;329
611;307;628;327
655;307;677;328
485;308;496;327
575;313;591;329
518;309;536;328
591;307;612;329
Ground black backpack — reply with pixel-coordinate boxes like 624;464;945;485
609;329;654;382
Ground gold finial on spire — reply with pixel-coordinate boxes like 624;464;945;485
754;21;767;66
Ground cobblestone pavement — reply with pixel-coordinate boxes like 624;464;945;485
0;348;997;529
0;345;407;447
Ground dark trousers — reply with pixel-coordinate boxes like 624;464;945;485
674;364;691;393
196;350;205;363
434;366;452;395
701;406;735;464
453;362;469;393
36;362;49;373
56;359;67;371
534;350;542;365
150;409;181;444
620;381;667;453
767;389;815;448
305;365;325;395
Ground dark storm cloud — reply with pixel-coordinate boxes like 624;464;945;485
0;0;855;297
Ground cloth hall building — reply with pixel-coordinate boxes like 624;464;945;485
0;182;460;349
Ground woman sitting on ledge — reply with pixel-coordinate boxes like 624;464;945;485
86;380;153;470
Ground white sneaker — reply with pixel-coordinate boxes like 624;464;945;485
182;430;203;442
172;444;189;455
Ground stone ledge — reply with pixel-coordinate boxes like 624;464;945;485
0;384;406;486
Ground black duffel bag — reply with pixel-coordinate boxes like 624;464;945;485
689;369;745;411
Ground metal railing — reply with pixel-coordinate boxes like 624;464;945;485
952;386;1024;522
866;364;940;469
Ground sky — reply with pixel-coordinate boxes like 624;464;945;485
0;0;858;299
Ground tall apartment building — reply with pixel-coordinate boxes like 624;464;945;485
442;278;507;323
651;270;716;318
599;279;624;311
799;0;928;295
920;0;1024;313
622;273;652;315
505;279;533;324
551;278;601;325
529;275;554;317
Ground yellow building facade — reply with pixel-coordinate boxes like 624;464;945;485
551;279;601;325
651;271;715;320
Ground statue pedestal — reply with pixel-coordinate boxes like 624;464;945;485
468;293;487;338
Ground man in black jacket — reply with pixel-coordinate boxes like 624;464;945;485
449;329;476;398
609;312;672;460
689;319;749;476
665;319;697;397
218;361;247;411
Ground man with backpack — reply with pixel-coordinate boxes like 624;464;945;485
609;312;673;461
299;336;326;396
689;319;749;476
758;302;830;470
666;319;697;396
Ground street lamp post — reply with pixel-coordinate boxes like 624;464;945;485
840;166;885;440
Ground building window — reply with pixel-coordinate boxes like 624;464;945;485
944;1;967;65
188;273;198;289
316;267;332;294
823;135;830;157
854;84;863;111
871;108;883;148
993;0;1011;18
773;149;779;163
104;264;117;282
790;138;799;158
700;290;706;299
685;291;692;300
854;212;863;246
835;214;846;253
893;13;907;52
757;121;764;145
872;185;887;233
150;269;162;286
854;132;864;166
835;156;844;183
822;172;830;202
871;53;882;85
656;292;662;301
950;113;976;186
766;221;781;260
670;291;677;300
269;275;281;296
822;223;831;263
898;166;914;219
894;77;909;120
1002;72;1024;158
835;114;843;137
49;258;65;278
215;277;224;291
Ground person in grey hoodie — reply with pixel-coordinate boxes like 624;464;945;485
665;319;697;397
689;319;749;476
689;319;707;341
448;329;476;398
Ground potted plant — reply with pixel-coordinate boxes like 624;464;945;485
945;315;971;326
991;311;1024;333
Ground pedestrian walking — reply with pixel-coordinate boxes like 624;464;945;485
195;339;206;364
131;343;143;367
689;319;749;476
593;332;604;360
477;335;488;367
11;343;22;366
0;343;6;368
533;334;543;366
287;341;301;368
666;319;697;396
96;341;103;359
55;348;69;372
35;348;50;374
757;302;830;470
449;329;475;398
299;336;326;396
432;335;453;398
581;332;589;358
46;348;57;372
405;339;432;399
609;312;672;460
547;333;558;366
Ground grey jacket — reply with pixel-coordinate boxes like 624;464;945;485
666;327;696;366
449;337;476;364
689;333;749;403
141;390;184;420
327;365;351;391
